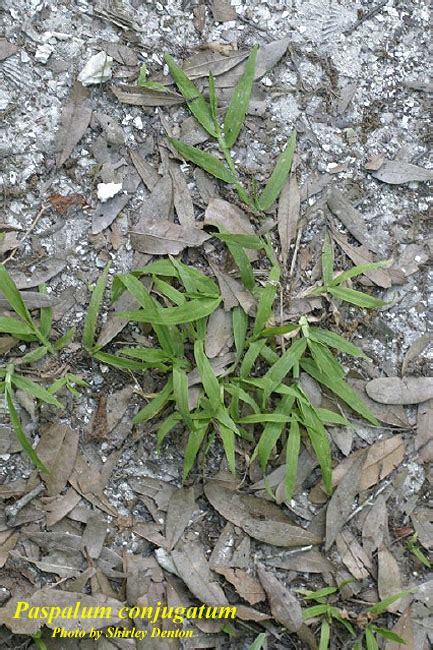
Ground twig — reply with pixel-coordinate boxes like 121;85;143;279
3;205;49;264
344;0;388;36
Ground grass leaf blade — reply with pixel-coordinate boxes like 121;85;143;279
82;262;111;352
257;129;297;211
224;46;258;148
168;138;234;184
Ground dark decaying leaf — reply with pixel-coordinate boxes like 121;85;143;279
129;148;160;190
327;189;379;252
204;482;321;547
371;160;433;184
55;82;92;167
411;508;433;551
278;171;300;267
210;264;257;313
165;487;195;550
257;564;303;632
169;161;195;227
264;549;334;574
172;542;229;605
80;512;107;559
325;451;366;550
366;377;433;405
402;334;432;375
130;218;210;255
98;40;138;66
416;399;433;463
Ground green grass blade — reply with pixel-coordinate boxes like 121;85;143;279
224;46;258;148
307;340;345;379
302;605;329;620
365;627;379;650
0;265;32;323
183;421;209;480
133;379;173;425
285;417;300;500
309;327;368;359
82;262;111;352
321;231;334;286
19;346;48;365
152;276;186;305
226;241;255;290
253;263;280;335
319;620;330;650
262;337;307;403
371;627;406;644
93;351;152;372
164;52;216;136
0;317;35;337
168;138;234;183
118;296;221;326
170;256;220;297
215;233;264;249
194;340;221;408
257;129;297;211
330;260;391;286
248;633;267;650
298;400;332;495
232;306;248;359
253;394;294;470
156;412;182;448
118;347;171;364
216;420;236;474
208;71;218;123
315;408;350;426
11;374;64;408
173;365;193;428
300;358;379;425
240;340;266;378
38;285;52;339
367;591;410;616
5;387;47;472
328;286;385;309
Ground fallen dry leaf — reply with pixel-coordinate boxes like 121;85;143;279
92;171;141;234
134;174;173;224
331;228;391;288
172;542;228;606
325;451;366;550
264;549;334;574
278;172;300;268
80;512;107;559
371;160;433;184
402;334;432;375
362;494;389;560
384;606;415;650
204;482;321;547
205;308;233;358
55;82;92;167
348;379;411;428
0;291;57;310
0;37;18;61
216;37;290;88
111;83;184;106
204;198;258;260
210;263;256;314
165;487;195;551
211;0;236;22
416;399;433;463
366;377;433;405
257;564;303;632
130;218;210;255
10;258;67;290
0;531;19;568
169;162;195;227
377;547;402;612
129;149;160;191
327;189;379;252
43;489;82;527
36;424;79;496
411;508;433;550
365;153;385;171
98;40;138;66
215;566;265;605
336;529;372;580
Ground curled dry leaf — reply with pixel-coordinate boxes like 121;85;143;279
80;512;107;560
204;482;321;547
371;160;433;184
325;451;367;550
411;508;433;550
165;487;195;550
366;377;433;405
257;564;303;632
365;153;385;171
98;40;139;66
55;82;92;167
327;189;379;252
130;218;210;255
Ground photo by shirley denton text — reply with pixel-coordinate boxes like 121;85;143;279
9;599;238;640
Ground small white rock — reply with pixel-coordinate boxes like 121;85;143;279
78;51;113;86
97;182;123;203
35;43;53;64
133;116;143;130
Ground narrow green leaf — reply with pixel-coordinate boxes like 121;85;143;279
169;256;220;297
309;327;368;359
0;317;34;337
239;413;292;424
301;358;379;426
215;233;263;249
328;286;385;309
118;347;171;364
330;260;391;286
248;633;267;650
93;351;152;372
168;138;234;183
253;395;294;470
257;323;300;339
319;619;330;650
322;231;334;286
82;262;111;351
285;417;300;500
240;340;266;378
18;346;48;365
367;591;410;616
299;400;332;495
224;46;258;148
156;412;182;448
257;129;297;211
208;71;218;123
194;340;221;408
315;408;350;426
0;265;32;323
302;605;329;620
53;326;76;351
5;387;47;472
183;421;208;480
232;306;248;359
164;52;216;136
132;379;173;425
301;586;338;600
261;337;307;403
173;365;193;428
38;285;52;339
11;374;63;409
217;420;236;474
371;627;406;644
365;627;379;650
226;240;255;290
307;340;345;379
118;296;221;326
153;276;186;305
253;263;281;335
